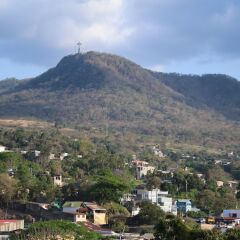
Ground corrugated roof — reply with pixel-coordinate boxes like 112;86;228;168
62;201;83;208
84;203;106;211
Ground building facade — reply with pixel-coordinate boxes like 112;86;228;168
136;188;173;213
176;199;192;213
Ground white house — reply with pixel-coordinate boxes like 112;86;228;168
216;181;224;188
136;188;173;213
53;175;63;187
223;210;240;219
0;145;6;152
34;150;41;157
67;212;87;223
60;153;69;160
131;206;141;216
158;196;173;212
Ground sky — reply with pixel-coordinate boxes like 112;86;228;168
0;0;240;80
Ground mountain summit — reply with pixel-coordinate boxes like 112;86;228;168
0;51;240;150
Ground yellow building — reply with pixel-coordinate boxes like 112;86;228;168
83;202;108;225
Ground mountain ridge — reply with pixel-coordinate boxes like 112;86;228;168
0;51;240;151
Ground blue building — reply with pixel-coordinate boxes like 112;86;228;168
176;199;192;213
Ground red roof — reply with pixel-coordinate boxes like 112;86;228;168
0;220;21;223
83;221;108;231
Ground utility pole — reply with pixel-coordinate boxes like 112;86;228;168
185;179;188;198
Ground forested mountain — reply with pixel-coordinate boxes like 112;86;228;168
0;52;240;151
153;72;240;121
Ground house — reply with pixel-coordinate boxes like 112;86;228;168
120;193;136;205
223;210;240;219
135;188;173;213
20;150;27;155
176;199;192;213
228;152;234;157
74;208;87;222
0;145;6;152
227;181;238;189
60;153;68;160
132;160;155;179
64;211;87;223
152;146;164;158
131;206;141;216
62;201;108;225
82;202;108;225
34;150;41;157
196;174;206;183
223;161;231;166
0;219;24;232
49;153;56;160
62;201;82;214
53;175;63;187
216;181;224;188
158;196;173;212
214;160;223;165
158;170;174;178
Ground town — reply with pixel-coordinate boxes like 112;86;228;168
0;129;240;239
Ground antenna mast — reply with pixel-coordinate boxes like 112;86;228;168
77;42;82;54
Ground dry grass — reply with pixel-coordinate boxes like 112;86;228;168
0;118;53;129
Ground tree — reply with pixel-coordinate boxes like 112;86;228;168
90;170;131;203
226;228;240;240
110;219;128;233
0;173;17;211
191;229;225;240
0;152;22;173
10;220;105;240
146;176;161;190
133;201;165;225
154;217;190;240
197;189;216;213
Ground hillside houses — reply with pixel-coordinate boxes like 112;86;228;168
62;201;108;225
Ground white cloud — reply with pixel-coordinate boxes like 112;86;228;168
149;64;166;72
0;0;240;76
0;0;133;65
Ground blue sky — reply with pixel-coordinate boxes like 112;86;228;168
0;0;240;80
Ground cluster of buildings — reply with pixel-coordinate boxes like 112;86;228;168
130;158;198;216
122;187;195;217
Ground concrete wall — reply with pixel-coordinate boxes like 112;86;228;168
93;212;107;225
